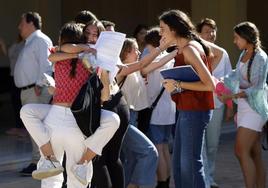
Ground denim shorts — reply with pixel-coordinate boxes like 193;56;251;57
147;124;173;144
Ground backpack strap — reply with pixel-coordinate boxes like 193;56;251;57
117;76;127;89
151;87;165;108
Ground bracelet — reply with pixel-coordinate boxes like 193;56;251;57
233;94;239;99
173;80;182;93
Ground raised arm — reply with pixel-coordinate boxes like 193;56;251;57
118;40;172;77
49;52;78;63
141;49;178;76
179;46;215;91
163;45;215;93
99;70;110;102
60;44;94;53
48;44;96;63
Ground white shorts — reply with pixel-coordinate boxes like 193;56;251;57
237;98;266;132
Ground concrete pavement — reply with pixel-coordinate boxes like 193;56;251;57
1;132;267;188
0;93;268;188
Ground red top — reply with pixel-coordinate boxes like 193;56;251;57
52;59;90;104
172;47;214;111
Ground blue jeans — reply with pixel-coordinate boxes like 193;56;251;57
121;124;158;186
203;106;225;187
173;110;212;188
147;124;173;144
129;109;137;127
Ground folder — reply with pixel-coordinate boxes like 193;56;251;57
160;65;200;82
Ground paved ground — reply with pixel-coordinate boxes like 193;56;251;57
0;92;268;188
2;132;268;188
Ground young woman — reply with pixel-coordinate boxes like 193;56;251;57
141;27;177;188
118;34;176;188
49;20;129;188
20;22;120;188
159;10;215;188
222;21;268;188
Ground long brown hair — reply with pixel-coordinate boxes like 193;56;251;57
159;9;211;57
59;22;86;78
234;21;261;82
120;38;137;62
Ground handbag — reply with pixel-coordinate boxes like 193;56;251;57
137;87;165;134
71;72;103;137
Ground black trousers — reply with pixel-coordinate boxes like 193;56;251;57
91;92;130;188
10;78;24;128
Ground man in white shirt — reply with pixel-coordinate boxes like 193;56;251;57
14;11;53;176
196;18;233;188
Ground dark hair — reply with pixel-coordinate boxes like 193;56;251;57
120;38;137;62
234;21;261;82
196;18;217;33
159;9;211;56
133;24;148;38
100;20;115;29
144;27;161;48
83;20;105;38
59;22;86;78
75;10;98;24
23;12;42;29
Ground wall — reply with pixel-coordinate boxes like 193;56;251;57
191;0;247;65
247;0;268;52
61;0;191;36
0;0;61;67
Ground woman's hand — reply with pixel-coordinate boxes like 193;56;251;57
159;36;176;52
47;86;55;95
218;94;233;103
84;47;97;55
162;79;177;93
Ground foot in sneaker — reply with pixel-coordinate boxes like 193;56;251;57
71;161;92;185
32;157;64;180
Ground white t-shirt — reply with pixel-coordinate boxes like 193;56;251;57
121;71;149;111
146;53;176;125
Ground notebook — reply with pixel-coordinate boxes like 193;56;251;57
160;65;200;82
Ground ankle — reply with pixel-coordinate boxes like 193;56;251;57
78;148;96;164
77;160;88;165
45;155;57;161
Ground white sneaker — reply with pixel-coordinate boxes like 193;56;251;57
32;157;64;180
71;161;92;186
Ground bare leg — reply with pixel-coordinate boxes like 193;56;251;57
163;144;171;179
156;144;170;181
251;135;266;188
235;127;259;188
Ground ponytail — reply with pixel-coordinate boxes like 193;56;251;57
70;58;78;78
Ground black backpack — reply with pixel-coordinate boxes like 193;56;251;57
71;72;103;136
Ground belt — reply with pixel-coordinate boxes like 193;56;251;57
21;83;36;90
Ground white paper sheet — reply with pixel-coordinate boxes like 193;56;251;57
95;31;126;72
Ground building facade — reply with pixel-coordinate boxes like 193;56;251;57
0;0;267;91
